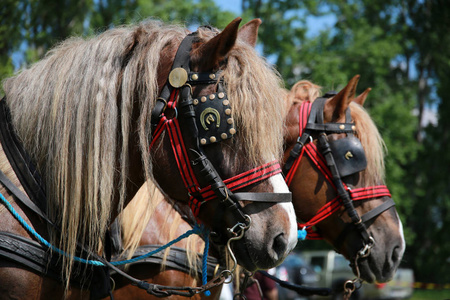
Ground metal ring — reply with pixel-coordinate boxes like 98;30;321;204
344;279;356;293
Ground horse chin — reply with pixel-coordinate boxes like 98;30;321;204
351;244;404;283
230;233;287;271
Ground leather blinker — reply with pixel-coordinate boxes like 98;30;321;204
193;90;235;145
328;135;367;177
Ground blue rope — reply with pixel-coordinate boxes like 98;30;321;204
0;191;201;266
201;228;211;296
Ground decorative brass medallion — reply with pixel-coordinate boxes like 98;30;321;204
168;68;188;88
200;108;221;131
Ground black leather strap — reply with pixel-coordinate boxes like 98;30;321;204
111;245;224;279
0;231;58;279
360;198;395;223
0;99;47;213
0;169;54;226
333;198;395;252
233;192;291;202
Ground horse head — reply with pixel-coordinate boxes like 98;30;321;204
284;76;405;283
149;18;297;271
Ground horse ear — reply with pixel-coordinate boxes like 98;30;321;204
327;75;360;119
353;87;371;106
238;18;261;47
193;17;242;69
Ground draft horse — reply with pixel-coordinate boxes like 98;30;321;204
0;18;298;299
284;76;405;286
108;76;405;299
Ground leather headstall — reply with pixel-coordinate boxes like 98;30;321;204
284;93;395;250
150;31;291;241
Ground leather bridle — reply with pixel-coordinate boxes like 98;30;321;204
150;31;291;241
284;94;396;255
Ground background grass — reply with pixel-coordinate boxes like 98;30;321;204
410;289;450;300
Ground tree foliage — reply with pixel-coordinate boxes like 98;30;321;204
243;0;449;283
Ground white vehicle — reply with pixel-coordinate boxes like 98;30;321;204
300;251;414;300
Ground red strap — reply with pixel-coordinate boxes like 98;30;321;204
288;102;392;240
152;90;201;196
297;185;391;239
285;102;311;186
190;161;283;217
151;89;285;218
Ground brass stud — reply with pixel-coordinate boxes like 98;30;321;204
225;108;231;115
210;136;217;143
209;73;216;79
227;118;233;124
222;100;230;106
193;99;199;105
218;92;225;99
201;96;207;102
209;94;216;100
229;128;236;135
339;124;345;130
192;74;199;80
200;138;207;145
221;133;228;139
352;125;356;131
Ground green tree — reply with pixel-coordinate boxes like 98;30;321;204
243;0;449;284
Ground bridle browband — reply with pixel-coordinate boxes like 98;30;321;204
284;94;396;254
150;31;291;240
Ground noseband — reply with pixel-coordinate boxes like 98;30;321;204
151;31;291;240
284;94;395;254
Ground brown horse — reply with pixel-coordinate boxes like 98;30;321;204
108;76;405;299
0;18;298;299
284;77;405;285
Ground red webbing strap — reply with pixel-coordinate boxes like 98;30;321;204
304;143;336;190
285;102;311;186
349;186;391;200
190;161;282;217
297;185;391;239
151;89;201;196
150;90;179;149
150;90;285;219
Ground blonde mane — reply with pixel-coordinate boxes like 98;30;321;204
1;20;285;288
288;80;386;185
120;182;206;278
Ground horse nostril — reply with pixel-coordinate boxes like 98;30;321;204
272;233;288;260
392;245;402;263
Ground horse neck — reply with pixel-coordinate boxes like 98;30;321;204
0;139;50;241
0;142;23;215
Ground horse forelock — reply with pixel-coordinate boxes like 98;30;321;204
197;28;287;167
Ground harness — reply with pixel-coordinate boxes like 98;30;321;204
0;29;291;298
284;94;395;251
150;30;291;241
0;99;113;299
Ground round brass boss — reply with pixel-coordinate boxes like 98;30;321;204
168;68;188;88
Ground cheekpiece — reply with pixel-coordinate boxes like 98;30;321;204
192;91;235;145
